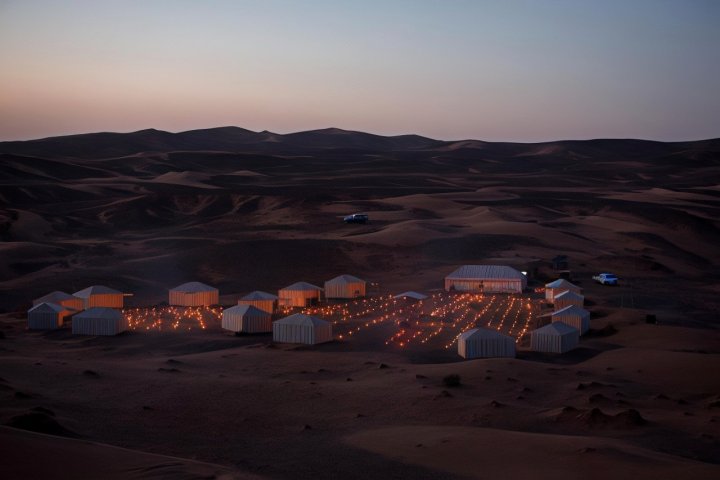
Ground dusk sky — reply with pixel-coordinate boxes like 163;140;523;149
1;0;718;142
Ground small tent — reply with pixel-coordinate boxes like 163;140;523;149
27;302;71;330
530;321;579;353
238;291;278;314
222;304;272;333
33;291;84;312
278;282;323;308
72;307;128;336
324;274;366;299
553;290;584;309
169;281;219;306
544;279;581;303
457;327;516;359
73;285;124;309
551;305;590;335
272;313;332;345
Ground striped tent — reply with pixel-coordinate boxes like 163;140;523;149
238;291;278;314
73;285;124;309
458;328;516;359
278;282;323;308
324;274;366;299
551;305;590;335
169;281;219;306
553;290;584;309
27;302;71;330
222;304;272;333
530;321;579;353
33;291;84;312
445;265;527;293
273;313;332;345
72;307;128;336
544;279;582;303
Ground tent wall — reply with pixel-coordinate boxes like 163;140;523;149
324;281;366;299
545;286;581;303
27;311;68;330
531;330;579;353
458;336;516;358
552;312;590;335
554;294;584;309
445;278;524;294
238;299;276;314
33;297;83;311
277;290;320;308
169;290;219;307
273;322;332;345
222;310;272;333
81;294;124;309
72;315;128;336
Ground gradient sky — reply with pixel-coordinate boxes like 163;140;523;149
1;0;719;142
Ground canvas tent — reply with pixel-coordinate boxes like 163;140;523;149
272;313;332;345
394;291;428;301
73;285;124;309
278;282;323;308
27;302;72;330
551;305;590;335
169;281;219;306
544;279;582;303
445;265;527;293
457;327;516;359
222;304;272;333
238;291;278;314
553;290;584;309
530;321;579;353
33;291;84;312
324;274;366;299
72;307;128;336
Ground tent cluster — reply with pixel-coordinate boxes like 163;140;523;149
529;279;590;354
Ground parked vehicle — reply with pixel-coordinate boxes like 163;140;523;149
343;213;369;224
593;273;618;285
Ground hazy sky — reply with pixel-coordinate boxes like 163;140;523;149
1;0;718;142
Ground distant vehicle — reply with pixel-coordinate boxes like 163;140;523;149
593;273;619;285
343;213;369;224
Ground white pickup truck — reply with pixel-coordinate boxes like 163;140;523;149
593;273;619;285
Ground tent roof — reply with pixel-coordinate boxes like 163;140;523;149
73;285;122;297
552;305;590;317
28;302;67;314
170;281;218;293
446;265;525;280
240;290;278;301
275;313;329;327
325;274;365;285
533;321;578;336
74;307;122;320
223;304;268;316
459;327;514;341
33;291;76;304
554;290;584;301
394;291;428;300
545;279;579;289
280;281;323;292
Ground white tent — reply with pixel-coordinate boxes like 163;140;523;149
33;291;84;312
457;327;516;359
530;321;579;353
27;302;71;330
278;282;323;308
238;290;278;314
394;291;428;301
222;304;272;333
551;305;590;335
553;290;584;309
72;307;128;336
324;274;366;299
445;265;527;293
73;285;124;309
544;279;582;303
273;313;332;345
169;281;219;306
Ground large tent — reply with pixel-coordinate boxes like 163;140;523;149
530;321;579;353
27;302;72;330
544;279;582;303
324;274;366;299
553;290;584;309
169;281;219;307
272;313;332;345
238;291;278;314
72;307;128;336
278;282;323;308
445;265;527;294
222;304;272;333
33;291;84;312
73;285;124;309
457;327;516;359
551;305;590;335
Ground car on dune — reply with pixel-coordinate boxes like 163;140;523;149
593;273;619;285
343;213;369;224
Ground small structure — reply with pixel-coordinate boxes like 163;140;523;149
445;265;527;294
553;290;584;309
222;304;272;333
551;305;590;335
238;291;278;314
73;285;124;309
278;282;323;308
530;321;579;353
394;291;428;301
273;313;332;345
33;291;84;312
72;307;128;336
169;281;219;307
545;279;582;304
27;302;72;330
457;327;516;359
324;274;366;299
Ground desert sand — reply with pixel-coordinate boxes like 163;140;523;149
1;128;719;479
